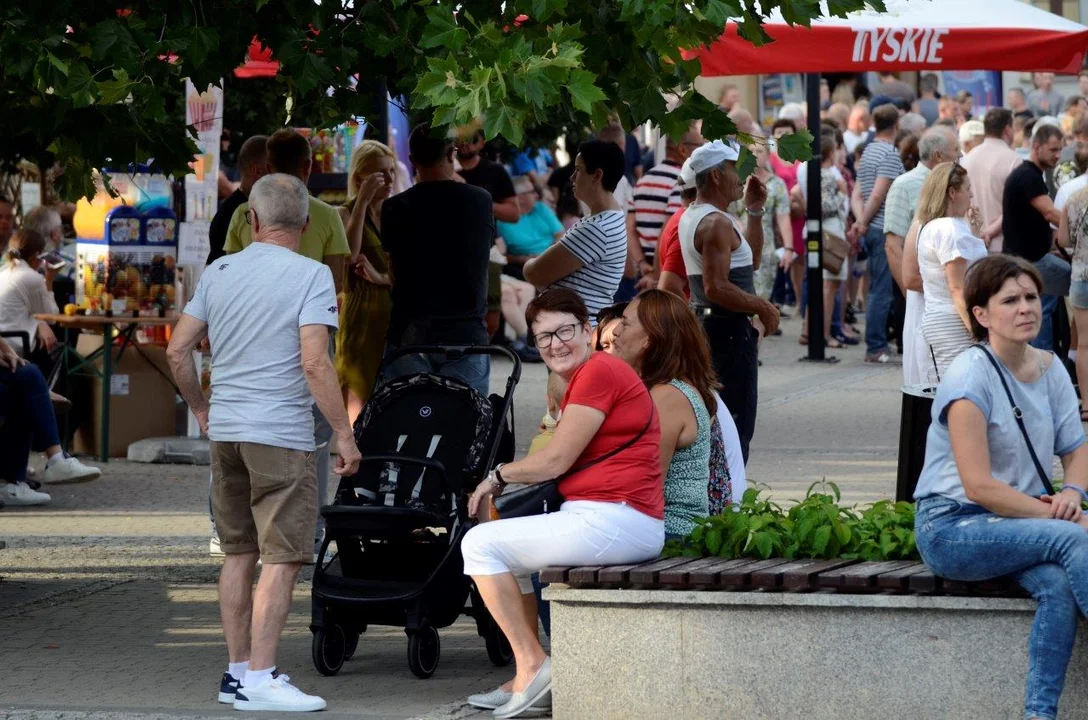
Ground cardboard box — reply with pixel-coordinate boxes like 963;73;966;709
72;335;180;457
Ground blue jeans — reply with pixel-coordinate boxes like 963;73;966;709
1031;294;1058;352
0;363;60;485
916;496;1088;720
863;227;893;356
800;275;843;335
382;348;490;397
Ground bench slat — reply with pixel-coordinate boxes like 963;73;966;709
629;557;697;587
777;559;862;590
567;566;606;586
659;557;729;587
875;564;932;591
539;567;571;584
908;568;939;593
687;558;760;586
717;558;794;588
599;560;661;585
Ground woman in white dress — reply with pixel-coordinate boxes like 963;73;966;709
916;162;988;380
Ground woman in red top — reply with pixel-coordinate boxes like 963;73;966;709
462;288;664;718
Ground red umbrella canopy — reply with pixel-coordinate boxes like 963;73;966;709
689;0;1088;75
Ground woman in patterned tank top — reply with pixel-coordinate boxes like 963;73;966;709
609;289;724;537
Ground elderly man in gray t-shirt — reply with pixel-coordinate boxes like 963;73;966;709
168;173;361;712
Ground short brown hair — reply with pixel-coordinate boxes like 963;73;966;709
964;255;1043;342
633;290;720;412
872;104;899;133
266;129;312;177
525;287;590;333
983;107;1014;138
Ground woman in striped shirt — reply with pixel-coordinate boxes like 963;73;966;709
916;162;988;380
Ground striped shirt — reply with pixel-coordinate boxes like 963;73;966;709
553;210;627;319
856;139;904;232
883;164;930;238
628;160;684;261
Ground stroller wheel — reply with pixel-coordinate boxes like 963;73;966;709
484;621;513;667
312;624;347;676
407;626;441;679
344;629;361;661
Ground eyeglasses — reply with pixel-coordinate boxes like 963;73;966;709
531;323;578;349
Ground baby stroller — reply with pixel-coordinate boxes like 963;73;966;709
310;345;520;679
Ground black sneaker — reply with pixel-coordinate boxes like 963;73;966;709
218;672;242;704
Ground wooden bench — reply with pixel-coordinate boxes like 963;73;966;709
540;558;1028;597
538;558;1088;720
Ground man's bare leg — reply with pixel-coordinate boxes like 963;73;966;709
219;552;259;663
248;561;304;671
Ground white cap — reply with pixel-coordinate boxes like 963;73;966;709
958;120;984;144
678;158;697;189
1033;115;1061;136
688;139;741;175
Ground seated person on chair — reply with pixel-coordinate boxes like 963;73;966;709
0;230;60;374
497;176;563;281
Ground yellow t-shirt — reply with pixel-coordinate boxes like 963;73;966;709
224;196;350;262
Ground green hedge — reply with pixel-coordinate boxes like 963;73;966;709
663;482;920;562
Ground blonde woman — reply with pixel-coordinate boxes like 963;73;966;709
916;162;988;378
336;141;396;423
0;229;59;363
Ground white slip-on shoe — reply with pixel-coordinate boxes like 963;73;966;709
43;456;101;484
233;671;326;712
494;658;552;719
468;687;513;710
2;482;50;506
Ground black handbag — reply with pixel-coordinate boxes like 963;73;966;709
975;345;1055;495
492;405;655;519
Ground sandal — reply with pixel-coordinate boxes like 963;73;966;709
1081;410;1088;423
826;337;844;349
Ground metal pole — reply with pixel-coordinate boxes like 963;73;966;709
802;73;830;362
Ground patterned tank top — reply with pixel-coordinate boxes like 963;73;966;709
664;379;712;536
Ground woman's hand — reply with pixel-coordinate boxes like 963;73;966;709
779;248;795;269
355;172;388;205
468;478;497;518
967;206;983;237
1040;488;1084;522
0;338;24;371
354;255;391;287
36;321;57;352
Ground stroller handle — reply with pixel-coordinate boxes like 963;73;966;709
381;344;522;385
360;454;447;473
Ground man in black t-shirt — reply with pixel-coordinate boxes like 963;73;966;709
1003;123;1065;351
380;124;495;395
456;129;520;343
205;135;268;265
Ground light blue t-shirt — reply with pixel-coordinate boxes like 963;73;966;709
914;345;1086;503
183;242;339;451
497;202;563;257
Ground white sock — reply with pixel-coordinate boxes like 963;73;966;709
228;661;249;682
46;451;64;467
245;666;274;688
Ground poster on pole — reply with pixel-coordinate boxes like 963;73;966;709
941;71;1003;116
179;79;223;264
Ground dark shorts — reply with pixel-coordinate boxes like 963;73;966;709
488;262;503;313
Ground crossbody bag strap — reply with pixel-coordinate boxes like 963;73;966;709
976;345;1055;496
557;396;656;481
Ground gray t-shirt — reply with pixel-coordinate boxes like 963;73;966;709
914;345;1085;503
184;242;339;451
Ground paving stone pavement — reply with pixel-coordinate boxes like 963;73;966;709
0;314;905;718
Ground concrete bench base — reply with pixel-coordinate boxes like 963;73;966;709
543;587;1088;719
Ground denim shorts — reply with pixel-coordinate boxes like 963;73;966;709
1070;279;1088;310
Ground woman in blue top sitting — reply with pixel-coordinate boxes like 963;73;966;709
914;254;1088;720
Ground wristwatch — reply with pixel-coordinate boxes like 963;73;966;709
746;206;766;217
488;463;507;492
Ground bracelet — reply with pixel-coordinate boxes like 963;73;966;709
746;206;766;217
491;463;507;490
1063;485;1088;503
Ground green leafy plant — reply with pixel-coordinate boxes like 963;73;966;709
663;481;919;561
1;0;885;200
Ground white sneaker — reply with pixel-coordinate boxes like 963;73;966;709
2;482;51;506
209;536;225;557
26;464;37;478
43;456;101;484
233;672;326;712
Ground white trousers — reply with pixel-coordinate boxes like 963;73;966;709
462;500;665;593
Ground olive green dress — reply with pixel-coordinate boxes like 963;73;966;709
335;207;392;404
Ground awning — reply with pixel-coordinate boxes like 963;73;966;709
689;0;1088;75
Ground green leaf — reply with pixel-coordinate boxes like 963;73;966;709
187;27;219;69
705;527;723;556
97;68;133;105
812;526;832;556
420;8;469;51
566;69;605;114
255;0;272;11
483;103;521;145
776;129;815;163
752;532;773;559
44;50;69;77
90;21;138;64
64;63;98;108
